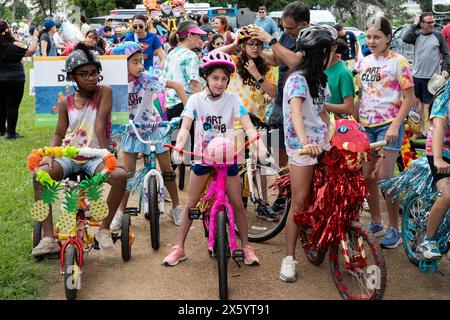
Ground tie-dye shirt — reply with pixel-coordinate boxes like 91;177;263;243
62;86;111;163
425;87;450;159
355;51;413;127
181;91;249;164
128;72;167;136
227;55;278;128
282;71;330;156
165;46;203;108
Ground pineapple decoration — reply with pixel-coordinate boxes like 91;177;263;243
57;189;82;233
80;173;109;221
30;171;61;221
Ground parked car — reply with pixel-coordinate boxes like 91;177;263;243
344;26;364;38
390;24;414;63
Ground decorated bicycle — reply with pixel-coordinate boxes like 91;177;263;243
165;134;261;300
28;146;134;300
275;116;387;300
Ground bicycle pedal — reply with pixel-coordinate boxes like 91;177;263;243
188;207;202;220
125;207;140;216
419;259;440;273
233;250;244;262
93;238;100;250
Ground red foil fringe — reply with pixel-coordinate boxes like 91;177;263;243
275;148;368;249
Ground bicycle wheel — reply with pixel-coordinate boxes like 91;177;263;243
217;210;229;300
329;222;386;300
121;213;132;261
148;175;160;250
64;244;80;300
402;196;432;266
298;224;327;266
238;164;287;242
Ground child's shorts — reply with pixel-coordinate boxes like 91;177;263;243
364;122;405;151
121;127;169;155
54;157;104;178
192;163;239;176
288;154;318;167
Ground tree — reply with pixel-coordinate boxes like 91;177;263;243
417;0;432;12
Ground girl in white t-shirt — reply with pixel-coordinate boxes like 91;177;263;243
163;51;269;267
279;26;335;283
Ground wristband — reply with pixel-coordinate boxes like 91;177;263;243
269;37;278;46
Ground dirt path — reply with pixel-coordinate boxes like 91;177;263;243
42;166;450;300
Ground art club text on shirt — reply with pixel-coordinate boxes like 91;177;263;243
203;115;226;133
361;67;381;82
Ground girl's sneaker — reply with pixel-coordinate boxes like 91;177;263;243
419;237;441;259
111;211;123;231
242;245;260;266
365;221;385;237
279;256;298;282
380;227;402;249
163;245;187;266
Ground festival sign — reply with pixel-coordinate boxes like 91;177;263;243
143;0;186;39
33;56;129;127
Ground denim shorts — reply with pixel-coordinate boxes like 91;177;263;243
192;163;239;176
54;157;104;178
364;122;405;151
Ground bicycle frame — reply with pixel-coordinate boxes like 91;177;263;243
165;133;260;255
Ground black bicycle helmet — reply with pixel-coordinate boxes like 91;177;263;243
66;48;102;76
296;26;335;51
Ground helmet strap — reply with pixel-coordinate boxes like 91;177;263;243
71;81;97;98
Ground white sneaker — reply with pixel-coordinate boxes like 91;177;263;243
95;229;115;252
279;256;298;282
169;205;182;226
363;198;370;211
111;211;123;231
32;237;59;257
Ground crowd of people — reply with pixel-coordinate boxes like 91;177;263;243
2;1;450;284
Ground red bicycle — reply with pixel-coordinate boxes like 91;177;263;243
277;118;387;300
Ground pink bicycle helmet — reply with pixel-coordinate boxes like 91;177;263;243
200;51;235;77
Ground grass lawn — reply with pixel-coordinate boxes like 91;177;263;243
0;62;54;299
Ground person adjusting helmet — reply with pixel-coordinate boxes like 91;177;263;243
296;25;335;52
199;51;235;98
111;41;142;59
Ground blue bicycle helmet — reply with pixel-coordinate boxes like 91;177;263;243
111;41;142;59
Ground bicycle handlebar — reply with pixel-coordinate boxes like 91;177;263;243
129;117;182;145
164;133;260;164
248;112;279;130
297;140;388;156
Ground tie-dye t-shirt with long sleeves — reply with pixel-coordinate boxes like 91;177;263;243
282;71;330;157
128;72;167;136
355;51;414;127
425;87;450;159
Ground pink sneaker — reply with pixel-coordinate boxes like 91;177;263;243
163;246;187;266
242;245;260;266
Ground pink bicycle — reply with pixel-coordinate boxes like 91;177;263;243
165;134;259;300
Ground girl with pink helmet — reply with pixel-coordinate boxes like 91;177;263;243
162;50;270;267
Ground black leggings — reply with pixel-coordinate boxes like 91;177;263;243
0;81;25;135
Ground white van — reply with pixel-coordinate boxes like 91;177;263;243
269;9;336;27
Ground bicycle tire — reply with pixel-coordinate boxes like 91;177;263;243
148;175;160;250
401;196;431;266
298;224;327;266
121;213;132;261
238;164;287;242
64;244;79;300
217;210;228;300
329;222;386;300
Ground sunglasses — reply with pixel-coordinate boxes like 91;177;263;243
214;41;224;46
246;42;263;48
258;11;266;13
282;22;302;31
133;24;145;30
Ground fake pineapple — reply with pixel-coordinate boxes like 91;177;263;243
80;173;109;221
30;172;61;221
57;189;80;233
